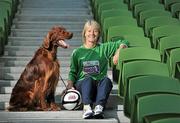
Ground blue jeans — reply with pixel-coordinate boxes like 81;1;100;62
75;76;113;107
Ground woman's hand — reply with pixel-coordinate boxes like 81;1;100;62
67;80;75;90
61;80;75;96
113;44;128;65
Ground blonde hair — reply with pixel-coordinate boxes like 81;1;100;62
82;20;101;43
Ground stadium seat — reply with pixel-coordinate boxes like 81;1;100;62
117;47;162;96
103;16;137;41
144;113;180;123
133;2;164;18
163;0;180;10
0;28;4;55
93;0;121;19
107;25;144;42
166;48;180;78
138;9;171;27
115;35;151;47
151;25;180;48
100;9;132;27
158;35;180;62
129;0;159;10
97;1;128;22
170;2;180;18
131;92;180;123
0;2;12;45
120;60;169;96
144;16;180;37
124;75;180;117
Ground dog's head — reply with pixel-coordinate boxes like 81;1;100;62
43;26;73;49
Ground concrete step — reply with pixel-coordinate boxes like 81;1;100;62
0;83;118;94
0;90;119;102
8;36;81;42
0;66;70;73
0;111;130;123
12;21;85;30
0;70;112;87
18;10;91;15
0;73;68;81
4;49;73;56
15;15;92;22
0;56;70;62
21;3;89;8
0;79;68;87
10;29;81;37
20;5;89;9
18;7;91;12
1;60;70;67
8;40;82;46
0;68;112;80
4;45;78;51
11;28;82;33
18;8;91;13
17;11;91;15
0;118;118;123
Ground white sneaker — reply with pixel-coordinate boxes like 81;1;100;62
82;105;93;119
94;105;104;119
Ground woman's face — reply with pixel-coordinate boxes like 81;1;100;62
84;26;99;44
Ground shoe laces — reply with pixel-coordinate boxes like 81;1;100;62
94;105;103;112
83;104;92;111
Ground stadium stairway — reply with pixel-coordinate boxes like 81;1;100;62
0;0;130;123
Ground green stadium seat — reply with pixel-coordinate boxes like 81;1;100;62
144;16;180;37
93;0;121;19
103;16;137;42
97;1;128;22
138;9;171;27
124;75;180;117
0;8;9;47
133;2;164;18
164;0;180;10
117;48;162;96
129;0;159;10
111;36;151;82
131;92;180;123
158;35;180;62
170;2;180;18
107;25;144;42
120;60;169;97
151;25;180;48
166;48;180;78
175;62;180;79
100;9;132;26
0;27;4;55
116;35;151;47
144;113;180;123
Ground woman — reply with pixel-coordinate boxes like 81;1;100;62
67;20;129;119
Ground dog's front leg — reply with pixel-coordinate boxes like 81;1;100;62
47;92;61;111
40;91;49;111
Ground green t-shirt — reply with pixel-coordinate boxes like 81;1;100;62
68;40;129;84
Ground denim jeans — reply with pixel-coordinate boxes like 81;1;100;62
75;76;113;107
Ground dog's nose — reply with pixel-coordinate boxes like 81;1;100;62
68;32;73;39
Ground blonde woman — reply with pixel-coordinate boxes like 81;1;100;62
67;20;129;119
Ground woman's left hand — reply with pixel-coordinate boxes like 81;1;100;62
113;44;128;65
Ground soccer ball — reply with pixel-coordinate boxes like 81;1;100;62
61;89;82;110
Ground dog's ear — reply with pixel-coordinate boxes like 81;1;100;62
43;33;51;49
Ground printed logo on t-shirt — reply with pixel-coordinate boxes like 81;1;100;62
83;60;100;74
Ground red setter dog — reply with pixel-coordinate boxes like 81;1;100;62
8;26;73;111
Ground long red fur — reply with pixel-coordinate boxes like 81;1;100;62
8;26;73;111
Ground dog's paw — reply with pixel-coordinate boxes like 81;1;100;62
50;103;61;111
